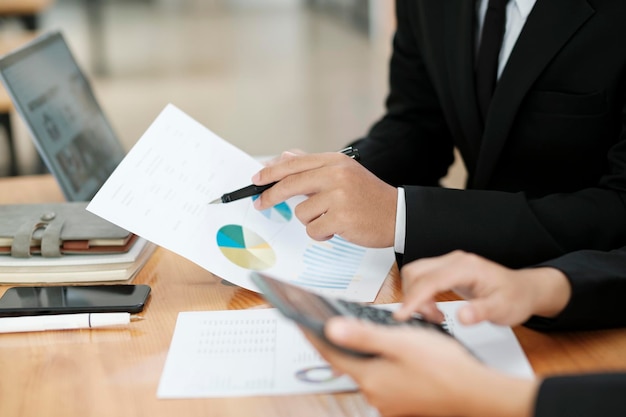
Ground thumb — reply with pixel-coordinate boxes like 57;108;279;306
457;301;490;325
325;317;404;357
458;297;512;325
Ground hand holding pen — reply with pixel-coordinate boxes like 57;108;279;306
229;146;398;249
209;147;360;204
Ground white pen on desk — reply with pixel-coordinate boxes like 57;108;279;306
0;312;144;334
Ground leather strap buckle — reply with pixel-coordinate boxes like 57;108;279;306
10;212;65;258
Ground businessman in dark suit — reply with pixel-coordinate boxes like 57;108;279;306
252;0;626;268
307;248;626;417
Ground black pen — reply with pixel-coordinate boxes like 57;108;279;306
209;147;360;204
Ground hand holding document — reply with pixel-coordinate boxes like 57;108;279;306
87;104;394;301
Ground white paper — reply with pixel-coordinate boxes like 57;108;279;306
156;301;533;399
87;104;394;302
157;308;356;398
437;301;534;379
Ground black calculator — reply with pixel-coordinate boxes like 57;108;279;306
251;272;452;358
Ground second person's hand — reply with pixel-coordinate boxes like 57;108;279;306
251;151;398;248
394;251;572;327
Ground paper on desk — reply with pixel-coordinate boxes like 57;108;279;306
156;301;533;399
438;301;534;378
87;104;394;302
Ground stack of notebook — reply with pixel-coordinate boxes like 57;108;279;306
0;203;156;284
0;239;155;284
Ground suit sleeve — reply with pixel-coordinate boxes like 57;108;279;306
534;374;626;417
525;247;626;331
350;0;455;188
400;132;626;267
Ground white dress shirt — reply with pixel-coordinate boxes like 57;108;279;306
394;0;537;254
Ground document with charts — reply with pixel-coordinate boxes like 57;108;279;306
157;302;534;398
87;104;394;301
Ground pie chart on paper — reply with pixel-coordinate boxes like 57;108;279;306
216;224;276;270
252;196;293;223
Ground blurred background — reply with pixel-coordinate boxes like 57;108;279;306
0;0;464;186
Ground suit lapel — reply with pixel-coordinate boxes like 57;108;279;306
443;1;483;169
472;0;594;188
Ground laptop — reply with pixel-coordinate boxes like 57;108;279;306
0;31;126;201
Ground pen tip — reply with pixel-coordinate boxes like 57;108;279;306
130;315;145;322
208;198;222;205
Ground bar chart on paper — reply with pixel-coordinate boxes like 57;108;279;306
292;237;366;290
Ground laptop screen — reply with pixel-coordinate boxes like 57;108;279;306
0;31;125;201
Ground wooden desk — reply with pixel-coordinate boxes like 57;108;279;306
1;175;626;417
0;0;53;30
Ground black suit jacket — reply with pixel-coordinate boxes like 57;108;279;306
535;373;626;417
528;247;626;416
528;247;626;331
352;0;626;267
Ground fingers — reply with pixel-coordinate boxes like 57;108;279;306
458;297;520;326
395;251;478;320
324;317;409;360
252;152;357;210
397;251;540;327
413;301;446;324
262;149;306;166
253;152;349;186
253;169;324;211
293;192;330;225
456;303;483;325
295;193;351;241
395;251;519;325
